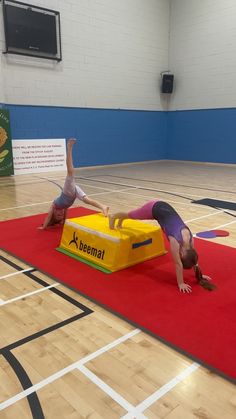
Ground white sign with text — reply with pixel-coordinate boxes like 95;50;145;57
12;139;66;175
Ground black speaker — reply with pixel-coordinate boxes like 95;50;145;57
161;74;174;93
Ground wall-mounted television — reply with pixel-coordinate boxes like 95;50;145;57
2;0;62;61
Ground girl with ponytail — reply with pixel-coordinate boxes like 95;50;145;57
194;264;216;291
109;200;216;293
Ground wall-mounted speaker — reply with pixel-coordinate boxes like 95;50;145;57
161;74;174;94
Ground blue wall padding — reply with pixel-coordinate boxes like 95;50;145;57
4;104;236;165
6;104;167;167
167;108;236;164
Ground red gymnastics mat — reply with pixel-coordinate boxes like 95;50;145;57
1;208;236;384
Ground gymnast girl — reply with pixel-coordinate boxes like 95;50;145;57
40;138;109;229
109;200;215;293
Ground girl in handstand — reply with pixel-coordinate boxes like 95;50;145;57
40;138;109;229
109;200;215;293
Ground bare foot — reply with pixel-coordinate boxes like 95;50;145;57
101;205;109;217
67;138;76;148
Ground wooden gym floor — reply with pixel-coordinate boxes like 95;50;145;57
0;160;236;418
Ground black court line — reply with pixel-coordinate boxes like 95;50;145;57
3;253;235;387
191;199;236;219
0;174;64;191
195;205;236;219
0;254;93;313
36;176;63;191
78;176;192;201
77;176;236;218
78;173;236;195
0;179;58;190
192;198;236;211
1;252;236;388
0;254;93;417
1;349;44;419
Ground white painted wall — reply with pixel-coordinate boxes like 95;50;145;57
0;0;170;110
169;0;236;110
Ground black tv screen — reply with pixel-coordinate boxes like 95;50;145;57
5;4;57;55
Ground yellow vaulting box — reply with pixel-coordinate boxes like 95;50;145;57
57;214;166;273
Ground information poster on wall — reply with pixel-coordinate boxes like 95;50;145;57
12;139;66;175
0;109;14;176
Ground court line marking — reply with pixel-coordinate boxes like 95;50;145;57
2;168;236;197
0;185;129;211
121;362;199;418
0;189;227;213
1;203;231;237
101;183;212;200
0;268;34;280
0;329;140;410
83;187;138;197
77;362;197;418
0;326;199;418
2;172;236;202
0;201;52;211
1;175;235;214
103;189;206;205
78;364;136;414
0;283;60;306
185;210;224;224
104;173;236;195
104;189;232;210
80;176;235;200
2;174;236;213
0;187;134;211
0;177;232;418
213;219;236;229
110;192;236;225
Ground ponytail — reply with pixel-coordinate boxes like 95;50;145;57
194;265;216;291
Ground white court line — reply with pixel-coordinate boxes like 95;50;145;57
0;329;140;411
0;325;199;418
74;328;140;365
121;363;199;418
80;182;131;193
78;361;199;418
78;364;138;415
112;189;236;217
0;283;60;306
0;268;33;280
0;201;51;211
213;219;236;229
185;210;224;224
0;187;134;211
116;191;236;229
1;179;234;213
0;180;233;412
83;186;139;198
0;179;138;211
80;177;224;200
2;175;236;210
114;189;223;209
